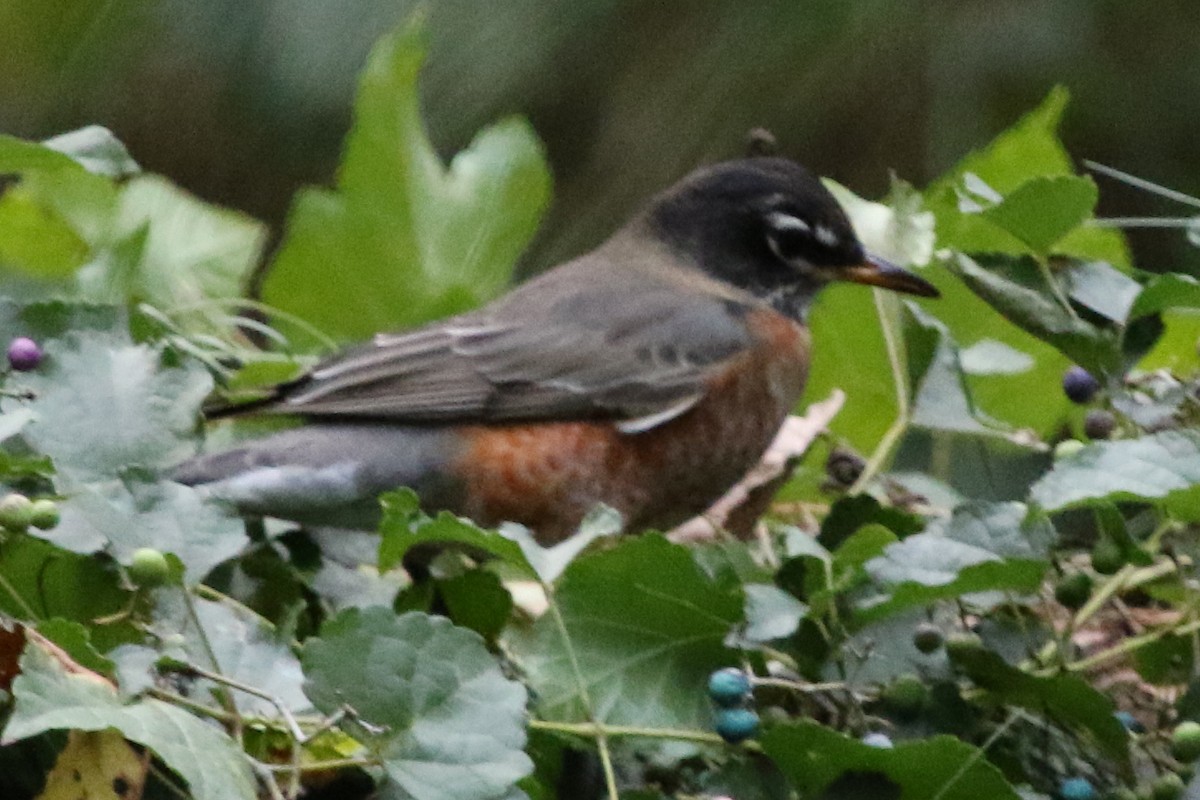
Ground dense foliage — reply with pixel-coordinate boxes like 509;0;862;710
1;18;1200;800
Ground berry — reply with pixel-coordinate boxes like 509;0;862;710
1063;366;1101;404
28;499;60;530
0;493;34;532
882;674;927;717
1171;721;1200;762
707;668;752;707
1059;777;1098;800
1150;773;1185;800
714;707;759;744
1055;573;1094;610
825;447;866;487
944;632;985;659
1114;711;1144;733
1055;439;1086;459
913;622;944;654
1084;410;1117;440
6;337;41;371
128;548;170;588
861;732;894;749
1091;538;1126;576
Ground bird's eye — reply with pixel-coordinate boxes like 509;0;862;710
764;210;850;266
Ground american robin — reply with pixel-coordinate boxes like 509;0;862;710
173;157;937;544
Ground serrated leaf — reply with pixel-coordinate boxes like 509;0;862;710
982;175;1098;254
5;638;256;800
505;534;741;730
10;331;211;482
1030;430;1200;520
761;720;1020;800
303;607;531;800
945;252;1121;378
947;645;1129;768
858;502;1052;623
264;18;551;340
378;489;528;574
498;504;622;585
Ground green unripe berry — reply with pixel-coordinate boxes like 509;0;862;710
28;499;60;530
1171;721;1200;763
1091;537;1126;576
714;707;759;743
0;493;34;532
1054;572;1094;610
882;673;927;718
944;631;985;659
1150;773;1185;800
913;622;944;654
128;548;170;588
707;668;752;707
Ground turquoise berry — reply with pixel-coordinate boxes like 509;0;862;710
1059;777;1098;800
714;707;759;744
1114;711;1143;733
707;668;752;707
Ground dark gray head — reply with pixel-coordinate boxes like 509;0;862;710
644;157;938;318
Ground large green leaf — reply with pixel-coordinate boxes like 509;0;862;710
857;502;1053;623
1029;430;1200;520
505;534;742;730
303;607;532;800
5;637;256;800
947;645;1130;769
761;720;1019;800
264;17;551;341
982;175;1099;255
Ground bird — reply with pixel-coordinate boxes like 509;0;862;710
172;157;938;544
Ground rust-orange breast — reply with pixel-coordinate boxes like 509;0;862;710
454;309;811;543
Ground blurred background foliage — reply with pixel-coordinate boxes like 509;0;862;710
2;0;1199;504
2;0;1198;277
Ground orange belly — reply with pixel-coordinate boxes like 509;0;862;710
453;311;810;543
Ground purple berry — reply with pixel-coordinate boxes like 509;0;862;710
1062;366;1100;404
1083;409;1116;440
7;337;41;371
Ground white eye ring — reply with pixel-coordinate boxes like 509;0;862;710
765;211;811;236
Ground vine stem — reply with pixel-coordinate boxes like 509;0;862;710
849;289;910;493
528;719;724;746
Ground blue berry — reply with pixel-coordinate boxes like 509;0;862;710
1063;366;1100;404
1058;777;1097;800
714;707;759;743
7;337;41;371
1114;711;1144;733
707;668;752;707
861;732;894;749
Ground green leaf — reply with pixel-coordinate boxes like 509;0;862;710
857;502;1052;623
505;534;741;729
0;187;90;277
1128;272;1200;320
51;478;248;581
741;584;808;643
438;569;515;642
304;607;532;800
1063;260;1142;324
946;645;1130;768
34;619;114;677
5;637;256;800
264;18;551;340
41;126;140;178
761;720;1020;800
981;175;1098;254
0;133;85;174
1030;430;1200;520
10;330;211;482
958;338;1034;376
76;174;266;332
945;252;1121;378
378;489;528;574
498;504;622;585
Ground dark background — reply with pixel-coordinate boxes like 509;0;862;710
3;0;1198;277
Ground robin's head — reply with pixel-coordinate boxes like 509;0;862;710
643;157;938;319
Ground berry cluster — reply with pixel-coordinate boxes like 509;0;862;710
707;668;759;743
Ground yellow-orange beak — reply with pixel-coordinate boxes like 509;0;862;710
839;253;940;298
